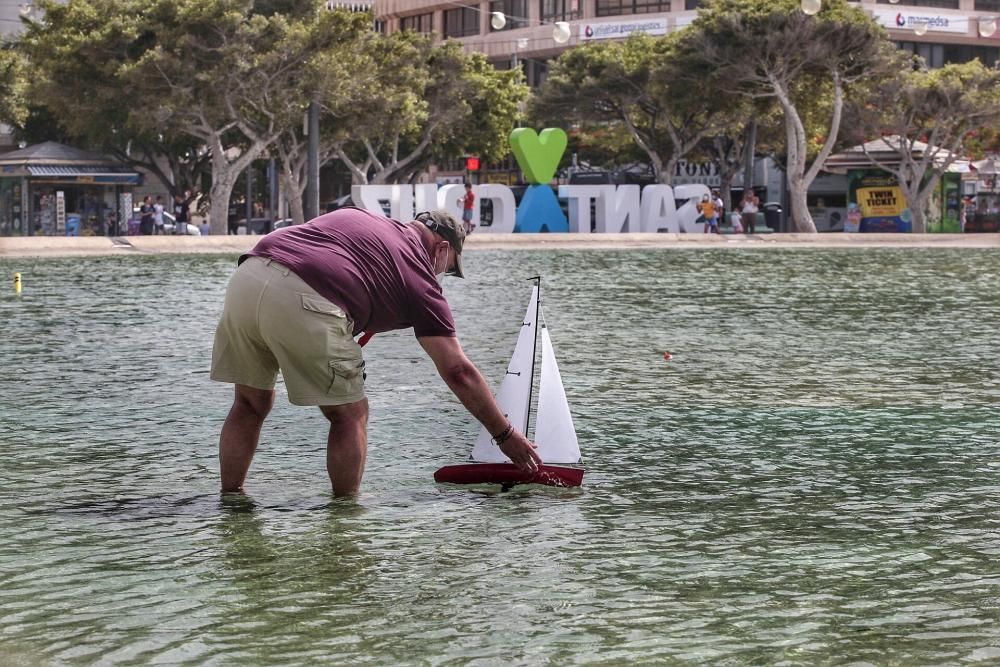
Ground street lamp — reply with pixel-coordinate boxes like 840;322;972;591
979;16;997;38
800;0;821;16
913;19;928;36
553;21;571;44
489;12;573;43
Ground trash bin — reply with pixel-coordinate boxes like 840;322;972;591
762;202;782;231
127;217;141;235
65;215;81;236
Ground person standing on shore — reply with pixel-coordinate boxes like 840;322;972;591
712;190;725;231
698;194;717;234
458;182;476;235
741;191;759;235
210;207;541;496
139;196;155;235
173;193;190;236
153;196;165;235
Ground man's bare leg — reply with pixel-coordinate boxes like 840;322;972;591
219;384;275;492
320;398;369;497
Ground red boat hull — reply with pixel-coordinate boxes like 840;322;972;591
434;463;584;488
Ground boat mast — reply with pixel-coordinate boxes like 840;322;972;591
524;276;541;439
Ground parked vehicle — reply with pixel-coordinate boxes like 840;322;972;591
131;208;200;235
236;217;274;234
326;195;353;212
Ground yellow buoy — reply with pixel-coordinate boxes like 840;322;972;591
13;272;21;294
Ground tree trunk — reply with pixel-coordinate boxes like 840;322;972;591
772;70;844;234
909;200;927;234
775;89;817;233
209;180;236;236
743;120;756;197
660;156;678;186
280;166;306;227
787;174;815;233
208;140;267;235
782;114;817;233
209;151;263;235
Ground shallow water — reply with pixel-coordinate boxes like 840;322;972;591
1;247;999;665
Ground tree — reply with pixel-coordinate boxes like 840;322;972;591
332;34;527;185
22;0;358;234
678;0;896;232
0;46;28;129
268;8;373;225
19;0;210;199
128;0;355;233
845;60;1000;233
530;33;735;184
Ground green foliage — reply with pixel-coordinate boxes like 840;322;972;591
332;33;527;183
0;46;28;128
529;32;740;181
18;0;377;200
844;59;1000;231
678;0;892;101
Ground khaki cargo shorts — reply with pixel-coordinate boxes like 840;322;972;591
210;256;366;406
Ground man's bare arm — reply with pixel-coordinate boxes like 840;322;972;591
418;335;541;472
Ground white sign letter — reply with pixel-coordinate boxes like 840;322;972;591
673;184;711;233
640;184;676;232
477;184;516;234
596;184;641;233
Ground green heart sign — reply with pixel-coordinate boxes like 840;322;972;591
509;128;567;185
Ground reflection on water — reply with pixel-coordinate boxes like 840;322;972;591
1;248;1000;664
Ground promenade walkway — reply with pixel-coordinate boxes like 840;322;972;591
1;233;997;258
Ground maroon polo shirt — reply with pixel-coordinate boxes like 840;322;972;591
241;207;456;338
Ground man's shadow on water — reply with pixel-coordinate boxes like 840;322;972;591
209;494;380;652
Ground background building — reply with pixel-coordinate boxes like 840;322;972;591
374;0;1000;86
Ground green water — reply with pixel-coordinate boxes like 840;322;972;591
1;248;999;665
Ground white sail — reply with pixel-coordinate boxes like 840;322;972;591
533;324;581;464
470;286;538;463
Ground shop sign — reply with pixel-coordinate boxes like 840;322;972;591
872;9;968;34
579;18;667;41
848;170;911;233
673;14;696;31
119;192;132;233
56;190;65;234
673;160;719;187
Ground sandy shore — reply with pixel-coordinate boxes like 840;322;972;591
0;232;997;258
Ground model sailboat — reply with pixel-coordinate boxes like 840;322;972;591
434;280;584;488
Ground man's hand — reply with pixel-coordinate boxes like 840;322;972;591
499;429;542;474
418;335;543;474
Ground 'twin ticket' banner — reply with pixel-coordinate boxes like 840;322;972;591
848;170;912;233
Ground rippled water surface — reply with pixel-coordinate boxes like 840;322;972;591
2;247;1000;665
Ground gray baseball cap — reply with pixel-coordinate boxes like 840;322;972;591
416;210;465;278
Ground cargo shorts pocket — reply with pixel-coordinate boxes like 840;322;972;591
302;294;347;318
327;359;366;397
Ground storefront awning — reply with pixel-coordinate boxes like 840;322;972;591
27;165;141;184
